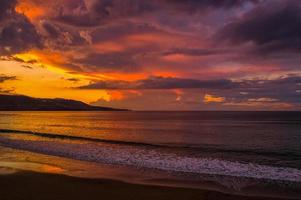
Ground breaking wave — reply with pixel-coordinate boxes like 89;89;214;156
0;135;301;183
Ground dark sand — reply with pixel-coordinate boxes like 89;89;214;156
0;171;287;200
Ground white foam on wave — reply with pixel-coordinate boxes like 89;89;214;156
0;137;301;182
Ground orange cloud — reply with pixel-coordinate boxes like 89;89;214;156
15;0;46;21
126;33;182;48
108;91;125;101
14;50;85;74
94;42;125;53
100;73;147;81
14;51;67;74
127;33;167;42
93;71;177;82
98;91;125;102
93;33;179;53
162;54;196;62
12;51;94;84
204;94;225;103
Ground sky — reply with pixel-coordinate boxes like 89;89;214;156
0;0;301;110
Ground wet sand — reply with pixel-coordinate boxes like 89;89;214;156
0;170;288;200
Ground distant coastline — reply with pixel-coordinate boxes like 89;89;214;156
0;94;128;111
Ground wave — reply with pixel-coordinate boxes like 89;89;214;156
0;128;161;147
0;136;301;183
0;128;300;159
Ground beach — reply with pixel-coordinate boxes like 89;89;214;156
0;145;300;200
0;169;291;200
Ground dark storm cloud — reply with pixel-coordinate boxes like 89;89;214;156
215;75;301;105
56;15;99;27
218;1;301;55
164;0;259;11
74;52;140;72
79;76;237;90
136;77;236;89
55;0;156;27
0;0;17;20
91;0;155;17
91;22;161;43
0;0;42;55
79;75;301;105
55;0;259;27
56;11;99;27
41;20;89;48
0;75;17;83
163;48;226;57
0;18;42;54
42;22;61;38
0;0;89;55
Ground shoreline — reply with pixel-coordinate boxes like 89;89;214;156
0;146;301;200
0;169;291;200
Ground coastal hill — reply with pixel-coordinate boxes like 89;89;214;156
0;94;127;111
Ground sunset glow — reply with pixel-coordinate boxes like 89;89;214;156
1;0;301;110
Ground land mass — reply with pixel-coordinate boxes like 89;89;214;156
0;94;127;111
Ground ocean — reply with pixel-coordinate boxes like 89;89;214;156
0;111;300;197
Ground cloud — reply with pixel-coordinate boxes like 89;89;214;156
1;1;86;56
9;55;38;64
2;0;301;110
40;21;88;48
247;97;278;102
0;0;17;20
55;0;156;27
216;75;301;105
54;0;259;27
79;76;237;90
0;0;42;55
91;22;164;43
164;0;259;11
203;94;225;103
223;101;293;110
0;88;15;94
0;75;17;83
66;78;80;82
74;52;140;72
217;1;301;55
0;18;42;54
86;75;301;110
42;21;61;39
163;48;226;57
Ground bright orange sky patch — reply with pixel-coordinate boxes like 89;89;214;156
204;94;225;103
15;0;45;21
